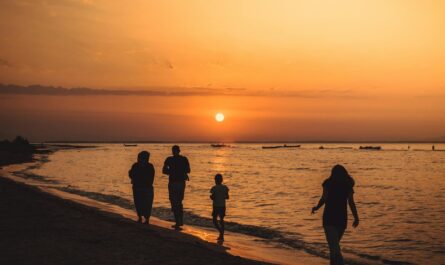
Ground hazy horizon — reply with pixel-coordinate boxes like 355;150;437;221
1;1;444;141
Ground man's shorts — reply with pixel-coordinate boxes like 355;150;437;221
212;206;226;218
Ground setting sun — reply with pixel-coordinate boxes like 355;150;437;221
215;113;225;122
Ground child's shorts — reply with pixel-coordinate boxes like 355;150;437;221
212;206;226;218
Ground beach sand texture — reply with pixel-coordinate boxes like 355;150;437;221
0;176;268;265
0;163;325;265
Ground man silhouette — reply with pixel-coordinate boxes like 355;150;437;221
163;145;190;230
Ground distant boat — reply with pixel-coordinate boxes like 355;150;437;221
124;144;138;147
359;146;381;150
262;144;301;149
211;143;230;148
319;146;353;150
262;146;281;149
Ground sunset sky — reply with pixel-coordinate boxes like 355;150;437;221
1;0;444;141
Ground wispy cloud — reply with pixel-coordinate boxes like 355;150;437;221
0;84;359;98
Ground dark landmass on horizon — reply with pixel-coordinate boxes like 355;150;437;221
0;136;100;166
42;140;445;144
0;136;36;166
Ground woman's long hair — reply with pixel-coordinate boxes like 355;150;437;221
329;164;355;187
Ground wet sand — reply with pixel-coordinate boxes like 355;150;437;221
0;176;268;265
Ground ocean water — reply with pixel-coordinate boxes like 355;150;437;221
28;143;445;265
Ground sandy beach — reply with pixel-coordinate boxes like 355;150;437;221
0;176;268;265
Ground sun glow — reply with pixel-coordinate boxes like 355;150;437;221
215;113;225;122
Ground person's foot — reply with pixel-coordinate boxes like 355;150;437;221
137;217;142;223
171;224;182;230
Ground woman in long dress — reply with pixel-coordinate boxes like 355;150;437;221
129;151;155;224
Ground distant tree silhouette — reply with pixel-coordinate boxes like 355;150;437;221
0;136;35;166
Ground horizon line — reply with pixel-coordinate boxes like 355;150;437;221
40;140;445;144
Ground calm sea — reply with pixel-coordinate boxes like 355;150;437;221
28;143;445;265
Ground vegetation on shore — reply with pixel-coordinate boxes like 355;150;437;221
0;136;35;166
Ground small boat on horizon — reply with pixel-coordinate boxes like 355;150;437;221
359;146;381;150
211;143;230;148
123;144;138;147
319;146;353;150
262;144;301;149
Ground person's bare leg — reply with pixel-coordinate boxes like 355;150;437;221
324;226;344;265
213;216;222;236
218;217;225;240
143;215;150;224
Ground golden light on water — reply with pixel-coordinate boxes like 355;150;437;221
215;113;225;122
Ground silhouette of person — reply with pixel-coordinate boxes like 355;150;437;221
312;165;359;265
432;145;435;151
129;151;155;224
210;173;229;241
163;145;190;230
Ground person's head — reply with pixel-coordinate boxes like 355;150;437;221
172;145;180;156
214;173;223;184
137;151;150;164
329;164;354;186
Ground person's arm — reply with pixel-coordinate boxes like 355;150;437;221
226;187;230;200
311;188;327;214
185;157;191;173
162;158;169;175
185;157;191;181
150;164;155;183
210;187;214;200
129;164;135;180
348;192;360;228
128;164;136;184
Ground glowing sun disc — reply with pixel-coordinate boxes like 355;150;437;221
215;113;225;122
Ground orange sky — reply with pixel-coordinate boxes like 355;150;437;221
0;1;444;141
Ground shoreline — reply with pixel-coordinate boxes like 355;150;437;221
0;176;266;265
0;151;326;265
